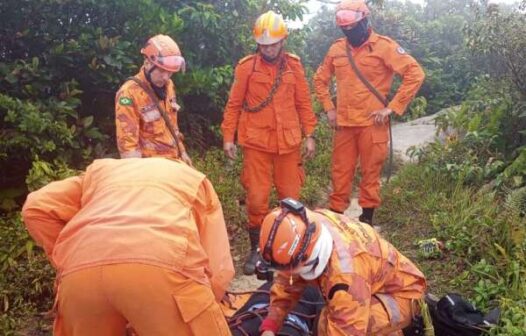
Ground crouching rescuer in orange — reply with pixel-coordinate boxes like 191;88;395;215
258;198;427;336
22;158;234;336
221;11;317;275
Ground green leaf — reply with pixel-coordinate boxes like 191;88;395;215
82;116;94;128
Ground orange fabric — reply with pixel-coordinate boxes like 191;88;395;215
330;125;388;212
313;32;425;124
221;53;317;154
22;158;234;301
54;264;231;336
317;295;413;336
263;210;426;335
220;292;252;318
241;147;304;228
115;68;186;159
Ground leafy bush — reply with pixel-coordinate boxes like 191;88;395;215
0;214;54;334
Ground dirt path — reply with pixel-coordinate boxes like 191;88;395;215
229;114;440;291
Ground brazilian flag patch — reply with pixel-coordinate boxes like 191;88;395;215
119;96;133;106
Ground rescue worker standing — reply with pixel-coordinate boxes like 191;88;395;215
221;11;318;275
115;34;192;166
313;0;425;225
258;198;426;336
22;158;234;336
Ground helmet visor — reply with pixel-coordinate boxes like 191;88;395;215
336;9;366;27
156;55;186;73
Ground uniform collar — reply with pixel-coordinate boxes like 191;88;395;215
255;53;285;73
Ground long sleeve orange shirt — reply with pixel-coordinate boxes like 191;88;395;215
263;210;426;335
313;32;425;126
115;68;186;159
221;53;317;154
22;158;234;301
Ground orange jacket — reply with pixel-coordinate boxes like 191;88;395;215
262;210;426;335
22;158;234;301
313;32;425;126
115;68;186;159
221;53;317;154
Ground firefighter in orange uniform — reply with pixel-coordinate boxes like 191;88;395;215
313;0;425;225
221;11;318;275
115;34;192;166
22;158;234;336
258;198;426;336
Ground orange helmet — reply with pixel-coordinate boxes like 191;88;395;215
335;0;370;27
253;10;288;45
141;34;186;73
259;198;321;270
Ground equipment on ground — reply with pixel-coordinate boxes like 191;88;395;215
227;282;324;336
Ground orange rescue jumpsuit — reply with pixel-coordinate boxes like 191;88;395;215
261;210;426;336
313;33;425;212
22;158;234;336
221;53;317;228
115;68;186;159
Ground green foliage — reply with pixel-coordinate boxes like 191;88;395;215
193;148;246;230
379;162;526;335
0;90;106;197
0;214;54;334
26;159;80;192
466;1;526;98
300;119;332;207
407;96;427;120
429;78;526;188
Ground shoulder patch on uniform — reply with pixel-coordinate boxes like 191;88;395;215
397;46;406;54
238;54;256;65
119;96;133;106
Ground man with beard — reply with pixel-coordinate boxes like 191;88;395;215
313;0;425;226
221;11;317;276
115;34;192;166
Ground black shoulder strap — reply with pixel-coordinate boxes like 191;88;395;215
126;76;181;158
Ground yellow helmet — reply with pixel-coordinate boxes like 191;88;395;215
253;10;288;45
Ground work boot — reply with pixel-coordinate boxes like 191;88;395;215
358;207;374;225
243;228;260;275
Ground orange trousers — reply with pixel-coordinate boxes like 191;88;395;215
329;125;388;213
241;147;304;228
318;295;415;336
53;264;231;336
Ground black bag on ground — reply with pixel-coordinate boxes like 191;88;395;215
426;293;499;336
228;282;325;336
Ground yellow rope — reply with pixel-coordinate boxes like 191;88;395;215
418;298;435;336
